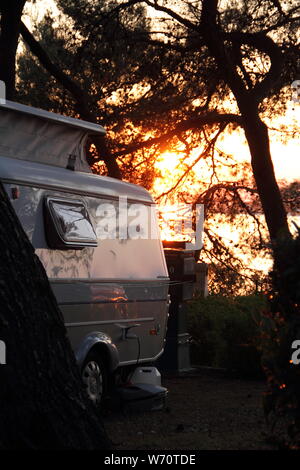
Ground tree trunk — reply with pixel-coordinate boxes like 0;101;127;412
0;1;26;99
199;0;292;272
0;183;111;449
242;109;291;243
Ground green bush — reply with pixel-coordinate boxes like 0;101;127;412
187;294;267;378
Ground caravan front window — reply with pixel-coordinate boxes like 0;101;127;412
44;197;97;249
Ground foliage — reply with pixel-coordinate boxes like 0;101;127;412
187;294;267;377
260;230;300;448
16;0;300;295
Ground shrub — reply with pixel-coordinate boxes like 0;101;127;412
187;294;267;378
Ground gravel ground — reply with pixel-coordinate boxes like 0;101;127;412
103;369;274;451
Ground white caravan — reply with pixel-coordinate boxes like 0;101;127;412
0;101;169;406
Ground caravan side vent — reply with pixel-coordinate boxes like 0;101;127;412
44;197;98;250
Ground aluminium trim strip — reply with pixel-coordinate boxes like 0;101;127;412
50;278;170;284
59;299;167;306
1;177;153;205
65;317;155;328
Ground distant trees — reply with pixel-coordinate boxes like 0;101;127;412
17;0;299;293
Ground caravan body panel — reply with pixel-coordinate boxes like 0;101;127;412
0;157;169;369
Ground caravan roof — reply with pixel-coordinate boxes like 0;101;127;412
0;100;105;134
0;100;105;172
0;101;153;203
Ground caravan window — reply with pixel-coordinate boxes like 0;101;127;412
44;197;97;249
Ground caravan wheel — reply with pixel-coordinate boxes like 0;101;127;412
82;352;107;408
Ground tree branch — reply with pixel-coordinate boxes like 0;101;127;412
143;0;199;32
200;0;250;106
19;22;121;179
223;31;284;104
156;125;226;201
114;112;243;157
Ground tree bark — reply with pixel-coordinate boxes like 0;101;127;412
242;109;290;243
0;0;26;99
0;183;111;449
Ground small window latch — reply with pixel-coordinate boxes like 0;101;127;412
66;154;77;171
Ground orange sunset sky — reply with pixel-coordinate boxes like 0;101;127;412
22;0;300;186
20;0;299;279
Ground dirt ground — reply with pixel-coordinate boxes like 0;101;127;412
103;369;275;451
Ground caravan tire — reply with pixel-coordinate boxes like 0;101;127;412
81;352;108;408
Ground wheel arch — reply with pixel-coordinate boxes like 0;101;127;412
75;332;119;372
